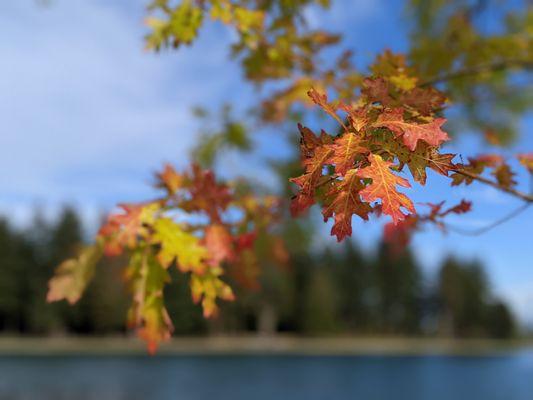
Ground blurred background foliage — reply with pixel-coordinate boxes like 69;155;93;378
0;207;516;339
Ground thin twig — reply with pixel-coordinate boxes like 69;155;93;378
443;202;531;236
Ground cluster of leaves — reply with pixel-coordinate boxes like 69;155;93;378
289;51;532;243
145;0;337;82
48;163;287;353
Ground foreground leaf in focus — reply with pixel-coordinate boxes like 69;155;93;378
356;154;415;224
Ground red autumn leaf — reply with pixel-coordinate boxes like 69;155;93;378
182;164;232;222
339;104;370;132
290;125;340;216
356;154;415;224
427;150;456;177
400;86;446;115
297;123;323;158
290;125;335;208
290;192;316;217
374;108;449;151
441;200;472;216
361;77;394;107
322;170;372;241
290;146;332;189
327;132;367;175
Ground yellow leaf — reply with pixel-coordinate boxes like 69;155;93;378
47;241;103;305
152;218;208;272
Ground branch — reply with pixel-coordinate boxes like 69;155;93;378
453;169;533;203
419;59;533;87
444;202;531;236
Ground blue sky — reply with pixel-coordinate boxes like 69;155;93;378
1;0;532;325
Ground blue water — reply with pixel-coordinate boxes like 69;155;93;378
1;352;532;400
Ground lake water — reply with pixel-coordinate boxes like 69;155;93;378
1;351;532;399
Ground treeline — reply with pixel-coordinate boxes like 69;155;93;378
0;207;515;338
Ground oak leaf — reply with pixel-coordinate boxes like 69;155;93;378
327;132;367;175
47;242;103;305
322;170;372;241
356;154;415;224
98;203;159;256
152;218;208;273
156;163;184;194
181;164;232;222
204;224;234;266
190;267;235;318
126;249;172;355
374;108;449;151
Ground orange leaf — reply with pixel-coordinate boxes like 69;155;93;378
307;88;347;129
204;224;234;265
322;170;372;241
356;154;415;224
361;77;393;107
327;132;367;175
156;163;184;194
290;146;333;194
98;203;158;256
181;164;232;223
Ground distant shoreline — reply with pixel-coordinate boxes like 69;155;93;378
0;336;532;356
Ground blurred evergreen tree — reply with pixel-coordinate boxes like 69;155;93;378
372;243;423;334
332;241;372;333
486;301;515;339
0;219;34;332
164;267;208;335
436;257;514;338
300;249;342;334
